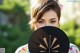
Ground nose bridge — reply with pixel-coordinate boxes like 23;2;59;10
45;22;50;26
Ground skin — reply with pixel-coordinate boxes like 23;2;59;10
34;9;60;30
19;10;60;53
18;8;79;53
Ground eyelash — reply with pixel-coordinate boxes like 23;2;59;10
38;21;44;24
50;21;56;23
38;20;56;24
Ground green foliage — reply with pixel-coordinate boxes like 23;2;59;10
60;20;80;49
0;0;30;12
0;25;33;53
0;0;32;53
0;0;80;53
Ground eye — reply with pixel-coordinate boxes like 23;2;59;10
38;20;44;24
50;21;56;24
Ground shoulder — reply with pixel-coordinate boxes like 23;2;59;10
69;43;79;53
15;44;29;53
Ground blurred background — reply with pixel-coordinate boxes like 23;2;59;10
0;0;80;53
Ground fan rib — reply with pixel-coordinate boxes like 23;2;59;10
39;44;46;49
43;37;48;47
52;50;59;52
51;37;57;48
52;44;60;49
40;51;46;52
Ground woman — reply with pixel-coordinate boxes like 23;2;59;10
15;0;79;53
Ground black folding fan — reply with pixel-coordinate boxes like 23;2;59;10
28;26;69;53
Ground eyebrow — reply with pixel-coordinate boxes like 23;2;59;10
39;18;56;21
39;19;45;21
40;18;56;20
50;18;56;21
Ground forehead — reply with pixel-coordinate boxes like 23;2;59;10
41;10;58;20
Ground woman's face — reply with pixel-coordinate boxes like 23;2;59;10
34;10;59;30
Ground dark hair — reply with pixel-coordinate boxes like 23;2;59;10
29;0;61;29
